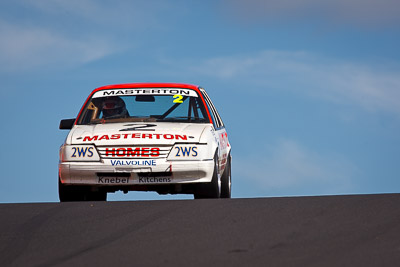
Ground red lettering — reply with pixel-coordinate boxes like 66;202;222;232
98;135;109;140
116;148;125;157
141;148;149;157
175;135;187;140
163;134;173;139
126;148;134;156
106;147;164;157
132;147;141;156
83;133;191;142
106;148;115;157
83;136;98;142
151;148;160;157
111;134;120;139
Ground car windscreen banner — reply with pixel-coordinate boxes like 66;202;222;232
92;88;198;98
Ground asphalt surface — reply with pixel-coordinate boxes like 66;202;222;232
1;194;400;267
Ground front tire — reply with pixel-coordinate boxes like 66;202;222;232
59;179;83;202
59;179;107;202
220;154;231;198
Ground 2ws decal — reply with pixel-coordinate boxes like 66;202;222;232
175;146;198;157
71;147;94;158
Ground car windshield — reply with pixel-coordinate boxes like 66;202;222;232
76;88;209;125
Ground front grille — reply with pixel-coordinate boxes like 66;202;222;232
97;145;172;159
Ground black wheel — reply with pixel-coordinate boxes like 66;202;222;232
194;153;221;199
59;178;84;202
220;154;231;198
59;178;107;202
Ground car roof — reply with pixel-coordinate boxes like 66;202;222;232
93;83;200;92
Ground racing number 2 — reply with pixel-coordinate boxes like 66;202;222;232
173;95;183;103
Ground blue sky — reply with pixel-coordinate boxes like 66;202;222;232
1;0;399;203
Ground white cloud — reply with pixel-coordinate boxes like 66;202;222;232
0;0;173;72
0;21;115;71
223;0;400;28
181;50;400;116
234;139;356;195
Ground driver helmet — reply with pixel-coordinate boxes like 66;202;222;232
102;96;128;118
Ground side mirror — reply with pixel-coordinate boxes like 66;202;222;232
59;119;75;130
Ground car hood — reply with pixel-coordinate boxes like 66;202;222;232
67;122;210;146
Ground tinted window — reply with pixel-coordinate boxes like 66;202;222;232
77;89;209;125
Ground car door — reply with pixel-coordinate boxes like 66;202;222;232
200;88;230;175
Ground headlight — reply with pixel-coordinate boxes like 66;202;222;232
60;145;100;162
167;144;211;161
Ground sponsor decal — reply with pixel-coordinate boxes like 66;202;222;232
82;133;187;142
120;124;156;132
98;177;129;184
93;89;197;98
71;147;94;157
220;132;229;149
111;159;156;166
106;147;160;157
138;177;171;183
175;146;198;157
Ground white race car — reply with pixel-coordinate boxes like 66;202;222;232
59;83;231;201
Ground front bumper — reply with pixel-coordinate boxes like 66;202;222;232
59;159;214;186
